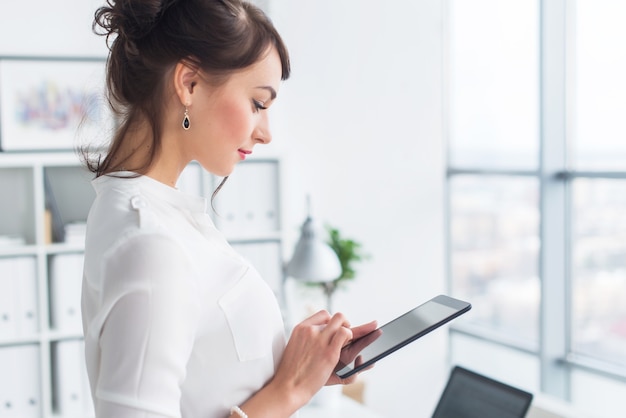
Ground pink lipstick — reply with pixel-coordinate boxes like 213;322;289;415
238;149;252;160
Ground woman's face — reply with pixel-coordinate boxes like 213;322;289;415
184;47;283;177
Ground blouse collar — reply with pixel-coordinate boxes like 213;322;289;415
93;171;208;214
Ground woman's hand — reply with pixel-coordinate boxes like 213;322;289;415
270;310;351;404
237;311;378;417
270;311;378;407
326;319;379;386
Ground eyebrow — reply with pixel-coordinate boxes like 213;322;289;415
255;86;277;100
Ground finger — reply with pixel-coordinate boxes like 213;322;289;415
350;320;378;339
321;313;352;343
336;355;375;385
329;325;353;350
339;373;358;385
354;355;376;372
326;312;351;330
313;312;346;337
300;309;332;326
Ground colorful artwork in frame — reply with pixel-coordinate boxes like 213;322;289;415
0;57;114;151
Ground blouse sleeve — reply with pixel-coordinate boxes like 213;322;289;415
93;233;201;418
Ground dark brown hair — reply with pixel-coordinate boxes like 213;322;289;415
84;0;290;178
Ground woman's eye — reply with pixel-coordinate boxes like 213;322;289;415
253;99;268;111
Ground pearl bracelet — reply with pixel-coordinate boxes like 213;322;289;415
230;406;248;418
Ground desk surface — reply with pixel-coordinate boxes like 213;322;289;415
299;395;384;418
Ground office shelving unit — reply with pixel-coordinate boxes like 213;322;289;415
0;151;284;418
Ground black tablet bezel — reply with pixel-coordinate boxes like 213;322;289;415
334;294;471;379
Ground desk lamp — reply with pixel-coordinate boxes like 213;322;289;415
285;199;341;313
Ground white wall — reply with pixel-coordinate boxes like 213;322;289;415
0;0;448;416
0;0;106;57
269;1;448;416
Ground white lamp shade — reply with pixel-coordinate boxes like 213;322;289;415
286;216;342;283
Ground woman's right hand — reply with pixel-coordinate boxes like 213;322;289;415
270;310;354;406
234;310;370;418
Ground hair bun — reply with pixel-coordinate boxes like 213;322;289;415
94;0;177;45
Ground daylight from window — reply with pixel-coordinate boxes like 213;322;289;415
447;0;626;375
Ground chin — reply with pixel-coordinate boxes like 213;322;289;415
212;165;236;178
197;160;237;178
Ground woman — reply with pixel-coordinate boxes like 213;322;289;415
80;0;376;417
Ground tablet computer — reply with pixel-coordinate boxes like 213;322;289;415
334;294;471;379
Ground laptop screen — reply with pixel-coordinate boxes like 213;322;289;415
431;366;533;418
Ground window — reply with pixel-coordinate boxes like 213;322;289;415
569;0;626;369
448;0;539;171
447;0;541;346
446;0;626;412
449;175;539;343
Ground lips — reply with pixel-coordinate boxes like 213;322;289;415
238;149;252;160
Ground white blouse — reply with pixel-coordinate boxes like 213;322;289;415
81;173;286;418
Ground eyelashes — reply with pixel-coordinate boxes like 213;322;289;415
253;99;268;111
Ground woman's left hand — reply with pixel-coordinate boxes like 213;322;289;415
325;320;378;386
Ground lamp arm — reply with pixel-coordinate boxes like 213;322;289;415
321;281;337;314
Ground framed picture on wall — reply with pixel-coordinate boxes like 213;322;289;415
0;57;114;152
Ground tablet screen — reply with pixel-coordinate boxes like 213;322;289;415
335;295;471;379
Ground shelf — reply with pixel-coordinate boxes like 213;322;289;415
0;153;102;418
0;244;38;257
44;243;85;255
44;331;84;343
0;152;285;418
0;335;41;347
223;231;283;243
0;151;83;167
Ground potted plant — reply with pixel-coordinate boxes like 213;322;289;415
309;226;369;406
320;225;368;312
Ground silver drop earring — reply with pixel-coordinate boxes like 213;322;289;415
182;106;190;130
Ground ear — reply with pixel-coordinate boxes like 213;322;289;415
173;60;199;106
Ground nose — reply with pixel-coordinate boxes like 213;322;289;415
254;113;272;145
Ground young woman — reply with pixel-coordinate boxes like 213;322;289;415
80;1;376;417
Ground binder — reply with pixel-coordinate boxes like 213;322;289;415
239;162;279;234
0;258;17;339
49;254;84;334
15;257;38;337
213;171;243;236
52;340;92;416
0;344;41;418
214;161;279;236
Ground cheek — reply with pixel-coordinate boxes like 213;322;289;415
215;100;252;141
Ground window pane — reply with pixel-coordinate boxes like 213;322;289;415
449;175;540;342
571;179;626;367
571;1;626;170
448;0;539;169
451;333;540;394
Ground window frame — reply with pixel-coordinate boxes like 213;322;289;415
444;0;626;403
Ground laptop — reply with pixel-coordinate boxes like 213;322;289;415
431;366;534;418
